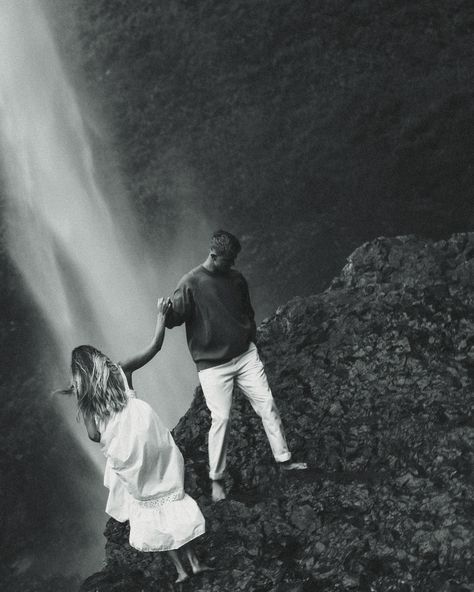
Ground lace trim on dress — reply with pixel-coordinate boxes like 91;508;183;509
133;489;184;508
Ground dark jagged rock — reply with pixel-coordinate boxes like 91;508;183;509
81;234;474;592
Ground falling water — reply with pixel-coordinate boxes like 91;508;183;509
0;0;198;426
0;0;200;578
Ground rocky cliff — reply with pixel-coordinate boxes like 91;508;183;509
79;234;474;592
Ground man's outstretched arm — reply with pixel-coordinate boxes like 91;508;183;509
165;282;194;328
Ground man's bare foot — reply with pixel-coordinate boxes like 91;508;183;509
211;479;226;502
280;460;308;470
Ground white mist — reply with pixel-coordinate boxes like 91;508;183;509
0;0;202;578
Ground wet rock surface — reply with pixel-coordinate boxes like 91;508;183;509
80;234;474;592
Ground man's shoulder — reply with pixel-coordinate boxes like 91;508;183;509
177;265;206;287
177;266;247;287
230;268;245;278
229;269;247;283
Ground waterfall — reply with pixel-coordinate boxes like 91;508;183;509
0;0;196;432
0;0;200;577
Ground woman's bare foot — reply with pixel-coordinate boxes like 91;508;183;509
184;543;215;576
166;549;189;584
175;572;189;583
192;563;215;575
211;479;226;502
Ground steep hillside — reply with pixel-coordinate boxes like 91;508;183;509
80;233;474;592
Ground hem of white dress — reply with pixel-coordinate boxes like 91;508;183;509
129;525;206;552
107;515;128;523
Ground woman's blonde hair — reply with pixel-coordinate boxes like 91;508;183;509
61;345;128;420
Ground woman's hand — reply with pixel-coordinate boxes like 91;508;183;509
83;413;101;443
157;296;171;316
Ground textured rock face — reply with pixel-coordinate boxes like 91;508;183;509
81;234;474;592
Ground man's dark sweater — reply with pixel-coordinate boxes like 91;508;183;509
165;265;257;370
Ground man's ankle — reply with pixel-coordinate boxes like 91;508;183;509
211;479;226;501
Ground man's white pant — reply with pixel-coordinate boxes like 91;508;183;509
198;342;291;480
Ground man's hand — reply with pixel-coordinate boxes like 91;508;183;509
157;297;171;316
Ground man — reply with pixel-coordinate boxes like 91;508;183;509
166;230;306;501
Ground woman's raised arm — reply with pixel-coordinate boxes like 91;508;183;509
119;297;171;375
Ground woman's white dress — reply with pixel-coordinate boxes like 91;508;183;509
97;368;205;552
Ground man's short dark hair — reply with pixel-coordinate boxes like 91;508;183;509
210;230;241;258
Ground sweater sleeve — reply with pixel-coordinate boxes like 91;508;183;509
165;279;194;328
241;275;257;342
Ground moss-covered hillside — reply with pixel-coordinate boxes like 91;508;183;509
48;0;474;312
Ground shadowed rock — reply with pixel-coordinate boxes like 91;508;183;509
78;234;474;592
